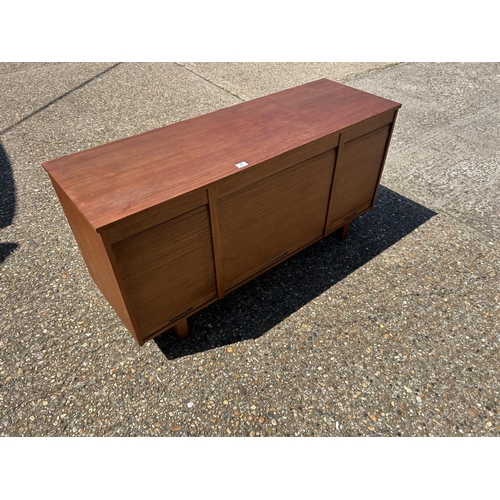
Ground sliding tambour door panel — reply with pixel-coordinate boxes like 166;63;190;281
218;150;335;291
328;125;391;232
111;206;217;340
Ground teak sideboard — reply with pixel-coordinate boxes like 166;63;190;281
42;79;401;346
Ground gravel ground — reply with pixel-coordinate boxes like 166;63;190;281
1;62;499;437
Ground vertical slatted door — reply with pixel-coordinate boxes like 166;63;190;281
327;125;392;233
218;150;336;292
111;205;218;342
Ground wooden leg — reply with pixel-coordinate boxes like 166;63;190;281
174;318;189;339
335;222;350;241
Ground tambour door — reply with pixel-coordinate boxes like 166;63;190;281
218;150;336;291
111;205;217;341
328;124;392;232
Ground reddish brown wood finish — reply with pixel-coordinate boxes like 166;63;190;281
111;206;217;339
327;124;393;232
42;79;400;232
218;150;335;291
42;79;401;346
174;319;190;340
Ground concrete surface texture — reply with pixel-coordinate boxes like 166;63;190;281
0;62;499;436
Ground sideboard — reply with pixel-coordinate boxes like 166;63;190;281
42;78;401;346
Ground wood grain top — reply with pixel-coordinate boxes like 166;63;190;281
42;78;401;231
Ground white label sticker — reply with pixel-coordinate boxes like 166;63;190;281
235;161;249;169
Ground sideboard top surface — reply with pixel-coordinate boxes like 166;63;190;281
42;78;401;231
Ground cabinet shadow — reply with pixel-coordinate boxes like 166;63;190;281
154;186;436;359
0;141;17;264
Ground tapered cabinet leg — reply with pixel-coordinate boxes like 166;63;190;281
174;318;189;339
335;222;350;241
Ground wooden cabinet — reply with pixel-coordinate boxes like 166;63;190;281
42;79;401;346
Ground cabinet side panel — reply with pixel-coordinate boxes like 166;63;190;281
328;124;391;232
49;178;137;337
218;150;335;290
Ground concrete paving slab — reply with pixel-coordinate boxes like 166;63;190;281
180;62;397;100
348;62;500;242
1;62;240;156
0;63;57;76
0;63;114;133
1;62;499;437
